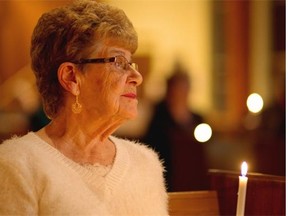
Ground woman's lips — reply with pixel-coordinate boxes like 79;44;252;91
122;93;137;99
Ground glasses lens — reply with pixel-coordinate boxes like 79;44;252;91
114;56;139;71
114;56;126;70
130;63;138;71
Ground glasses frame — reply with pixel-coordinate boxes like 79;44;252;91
72;55;138;71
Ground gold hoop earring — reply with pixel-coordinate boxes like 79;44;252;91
72;94;82;114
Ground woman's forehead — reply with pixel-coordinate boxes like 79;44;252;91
108;47;131;57
93;41;132;58
103;38;135;54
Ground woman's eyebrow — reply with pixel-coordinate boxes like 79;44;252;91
111;50;125;56
108;48;127;55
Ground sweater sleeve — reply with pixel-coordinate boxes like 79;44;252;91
145;148;169;215
0;158;38;215
108;137;169;215
128;140;169;215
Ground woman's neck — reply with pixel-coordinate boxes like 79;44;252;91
36;116;117;166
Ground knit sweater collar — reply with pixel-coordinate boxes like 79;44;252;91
29;132;130;198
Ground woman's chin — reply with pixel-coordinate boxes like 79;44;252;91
122;110;138;121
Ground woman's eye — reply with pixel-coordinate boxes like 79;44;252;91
116;62;125;70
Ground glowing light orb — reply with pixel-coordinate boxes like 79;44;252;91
194;123;212;143
246;93;264;113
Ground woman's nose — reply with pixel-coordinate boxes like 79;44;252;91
128;67;143;86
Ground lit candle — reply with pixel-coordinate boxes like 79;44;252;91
236;161;248;216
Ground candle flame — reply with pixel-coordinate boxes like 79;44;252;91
241;161;248;176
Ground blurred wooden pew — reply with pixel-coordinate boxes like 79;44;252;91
209;169;285;216
168;190;219;216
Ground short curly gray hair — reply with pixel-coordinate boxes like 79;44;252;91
30;0;138;118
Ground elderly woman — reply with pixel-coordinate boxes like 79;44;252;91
0;0;168;215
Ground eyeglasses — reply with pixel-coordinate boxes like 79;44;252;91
72;55;138;71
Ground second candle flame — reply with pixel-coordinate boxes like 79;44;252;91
241;162;248;176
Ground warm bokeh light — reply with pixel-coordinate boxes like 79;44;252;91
241;161;248;176
246;93;264;113
194;123;212;143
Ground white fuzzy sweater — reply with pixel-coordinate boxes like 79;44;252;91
0;132;168;215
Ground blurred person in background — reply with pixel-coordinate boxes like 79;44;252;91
252;73;285;176
0;0;168;215
142;64;209;192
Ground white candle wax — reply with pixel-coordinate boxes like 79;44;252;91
236;162;248;216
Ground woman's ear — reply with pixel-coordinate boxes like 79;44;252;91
57;62;80;95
